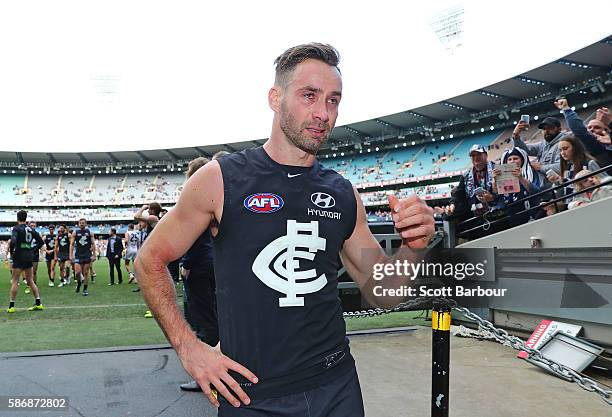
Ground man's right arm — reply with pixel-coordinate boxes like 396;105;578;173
562;109;607;155
511;121;539;156
134;160;257;408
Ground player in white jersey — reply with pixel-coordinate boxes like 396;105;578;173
124;223;140;283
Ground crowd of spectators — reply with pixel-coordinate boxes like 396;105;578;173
436;100;612;240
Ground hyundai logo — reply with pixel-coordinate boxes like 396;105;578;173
311;192;335;209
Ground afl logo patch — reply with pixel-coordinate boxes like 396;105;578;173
244;193;284;214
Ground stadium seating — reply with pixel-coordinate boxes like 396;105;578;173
322;131;500;187
0;131;502;210
0;175;25;204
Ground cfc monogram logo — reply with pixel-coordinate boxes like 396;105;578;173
252;220;327;307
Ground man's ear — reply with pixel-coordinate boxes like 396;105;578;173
268;86;281;113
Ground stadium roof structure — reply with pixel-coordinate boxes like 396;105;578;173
1;36;611;168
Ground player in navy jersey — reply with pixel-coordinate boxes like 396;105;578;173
135;43;434;416
20;221;43;294
54;224;71;286
7;210;45;313
44;224;57;287
69;218;97;296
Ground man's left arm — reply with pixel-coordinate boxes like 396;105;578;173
340;188;435;309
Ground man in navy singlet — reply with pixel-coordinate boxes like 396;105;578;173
7;210;45;313
135;43;435;417
69;218;96;296
54;224;71;286
44;224;57;287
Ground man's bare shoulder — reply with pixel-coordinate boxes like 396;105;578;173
177;159;224;217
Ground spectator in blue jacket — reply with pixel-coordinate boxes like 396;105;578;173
554;98;612;172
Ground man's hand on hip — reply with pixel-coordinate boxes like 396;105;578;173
177;339;258;409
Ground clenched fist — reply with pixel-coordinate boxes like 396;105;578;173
388;194;435;249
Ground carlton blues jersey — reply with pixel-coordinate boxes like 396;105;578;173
75;228;93;259
11;224;43;262
213;147;357;399
44;234;56;259
57;232;70;256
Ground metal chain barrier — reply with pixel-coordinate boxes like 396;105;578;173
344;298;612;406
342;297;457;319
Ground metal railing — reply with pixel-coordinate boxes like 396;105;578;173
456;163;612;238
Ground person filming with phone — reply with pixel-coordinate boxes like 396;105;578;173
511;114;565;189
443;144;496;222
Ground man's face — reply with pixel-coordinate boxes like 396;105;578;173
29;222;36;229
542;125;561;141
544;205;556;216
49;226;55;235
587;120;608;136
58;226;65;234
79;219;86;229
277;59;342;155
470;152;488;170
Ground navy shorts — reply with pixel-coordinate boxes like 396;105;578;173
12;260;33;270
74;258;91;265
218;368;364;417
57;254;69;262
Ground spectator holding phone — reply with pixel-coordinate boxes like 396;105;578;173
547;135;601;200
511;115;565;187
491;147;543;225
445;144;496;220
554;98;612;171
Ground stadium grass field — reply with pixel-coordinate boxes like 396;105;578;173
0;261;429;352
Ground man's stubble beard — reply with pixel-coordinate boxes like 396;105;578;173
279;101;329;156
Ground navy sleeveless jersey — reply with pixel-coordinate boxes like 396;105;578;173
75;228;92;259
213;146;357;399
11;224;43;263
44;234;55;250
57;232;70;256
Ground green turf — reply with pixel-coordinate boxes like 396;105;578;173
0;262;429;352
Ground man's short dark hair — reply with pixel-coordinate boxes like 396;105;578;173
128;223;134;230
149;202;162;216
17;210;27;222
49;224;55;229
110;228;116;235
212;151;230;161
186;157;210;179
79;218;86;223
274;43;340;88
